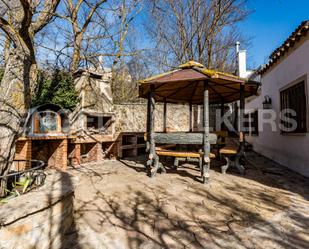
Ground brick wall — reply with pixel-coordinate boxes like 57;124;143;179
79;142;103;164
14;140;32;170
31;139;68;170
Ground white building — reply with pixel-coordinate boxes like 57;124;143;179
246;20;309;177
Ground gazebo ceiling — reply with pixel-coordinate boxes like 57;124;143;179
139;61;260;104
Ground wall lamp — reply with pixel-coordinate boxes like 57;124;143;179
262;95;272;109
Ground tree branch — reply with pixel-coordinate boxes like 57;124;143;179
0;17;30;54
81;0;107;33
30;0;60;34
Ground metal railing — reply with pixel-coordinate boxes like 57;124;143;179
0;160;46;198
0;160;45;180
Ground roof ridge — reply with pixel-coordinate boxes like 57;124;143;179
260;20;309;74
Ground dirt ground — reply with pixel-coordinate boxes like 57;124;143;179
64;152;309;249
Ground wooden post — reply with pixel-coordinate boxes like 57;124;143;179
147;84;165;177
234;82;246;175
203;80;210;184
239;83;245;155
149;85;156;159
189;102;193;132
147;92;151;134
163;98;167;133
220;100;225;130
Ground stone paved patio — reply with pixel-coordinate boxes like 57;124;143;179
64;152;309;249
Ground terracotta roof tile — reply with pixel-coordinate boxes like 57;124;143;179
259;20;309;74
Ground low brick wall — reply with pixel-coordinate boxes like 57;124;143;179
0;170;77;249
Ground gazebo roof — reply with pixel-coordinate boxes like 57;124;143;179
139;61;260;104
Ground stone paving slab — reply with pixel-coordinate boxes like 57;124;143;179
64;152;309;249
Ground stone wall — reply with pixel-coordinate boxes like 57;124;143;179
114;103;190;132
0;170;76;249
114;103;218;133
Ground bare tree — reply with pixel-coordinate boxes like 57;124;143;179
36;0;143;72
146;0;250;72
0;0;60;196
61;0;108;72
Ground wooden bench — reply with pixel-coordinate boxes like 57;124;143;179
214;131;228;157
155;144;176;151
219;138;244;174
156;148;216;171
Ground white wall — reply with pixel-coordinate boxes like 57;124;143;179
246;37;309;177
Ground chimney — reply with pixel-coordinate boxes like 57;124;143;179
236;41;247;78
98;55;104;69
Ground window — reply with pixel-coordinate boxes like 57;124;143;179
244;110;259;135
280;81;307;133
86;115;112;131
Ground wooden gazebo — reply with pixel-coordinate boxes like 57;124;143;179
139;61;260;183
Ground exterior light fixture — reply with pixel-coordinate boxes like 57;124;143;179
263;95;272;109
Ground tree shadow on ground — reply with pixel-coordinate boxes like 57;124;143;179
69;157;309;249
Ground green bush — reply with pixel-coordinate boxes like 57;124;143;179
32;69;78;110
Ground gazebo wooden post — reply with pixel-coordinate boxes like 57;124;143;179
220;100;225;130
239;83;245;154
145;91;152;170
146;92;151;134
235;83;245;174
163;98;167;133
202;80;211;184
149;85;155;160
147;84;165;177
189;102;193;132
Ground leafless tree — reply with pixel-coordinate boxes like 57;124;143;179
0;0;60;196
35;0;143;73
146;0;250;72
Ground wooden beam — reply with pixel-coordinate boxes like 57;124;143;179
220;100;225;130
203;80;210;184
154;132;217;145
165;82;192;98
147;91;151;133
239;83;245;155
189;102;193;132
163;98;167;132
149;85;156;158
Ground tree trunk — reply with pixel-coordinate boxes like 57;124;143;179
71;33;83;73
0;47;34;197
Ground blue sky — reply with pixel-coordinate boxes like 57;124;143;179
243;0;309;69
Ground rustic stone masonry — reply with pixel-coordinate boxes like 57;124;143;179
114;103;190;132
114;103;218;133
0;170;77;249
13;103;218;167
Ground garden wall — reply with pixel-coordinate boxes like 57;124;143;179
114;103;218;133
0;170;76;249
